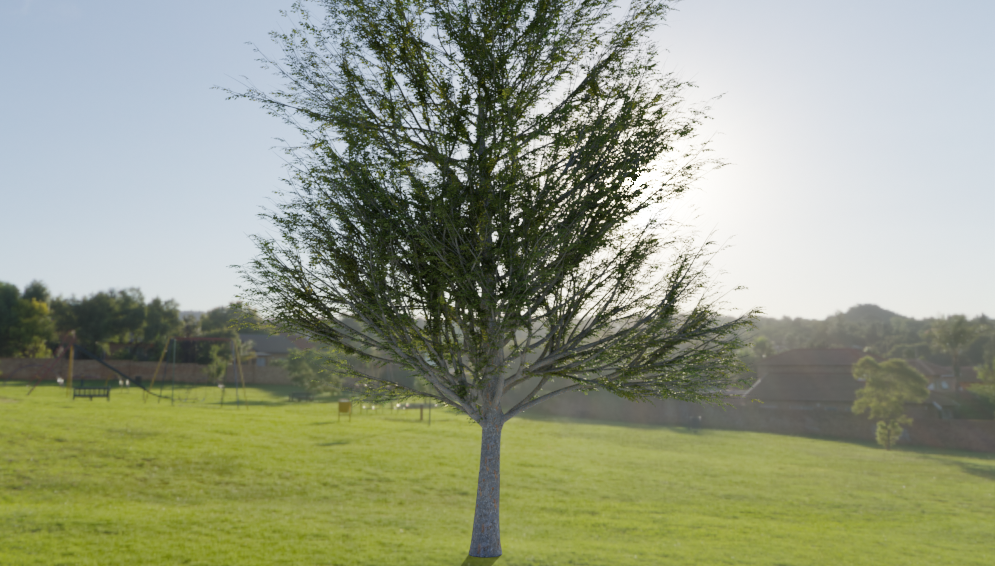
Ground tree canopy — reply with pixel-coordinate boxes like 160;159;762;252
51;288;149;356
742;306;991;372
852;356;929;450
0;281;55;358
928;315;979;379
230;0;755;557
276;347;345;394
968;330;995;415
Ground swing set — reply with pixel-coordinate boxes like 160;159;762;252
143;337;250;408
6;331;170;401
8;331;250;408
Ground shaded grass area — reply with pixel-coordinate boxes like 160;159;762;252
1;381;993;565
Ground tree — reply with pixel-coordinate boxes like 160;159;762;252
21;280;51;304
203;344;230;385
51;288;147;356
971;359;995;415
752;336;775;359
233;337;258;364
276;347;344;395
201;306;240;338
144;298;182;344
230;0;755;556
180;313;201;338
851;356;929;450
0;281;55;358
968;330;995;416
928;315;979;379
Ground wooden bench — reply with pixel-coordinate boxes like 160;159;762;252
289;391;315;402
73;386;110;401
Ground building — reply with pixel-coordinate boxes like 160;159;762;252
903;358;978;393
742;348;960;419
742;348;867;412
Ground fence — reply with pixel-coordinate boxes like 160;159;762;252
526;390;995;453
0;357;293;386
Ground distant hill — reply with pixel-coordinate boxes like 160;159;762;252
836;304;906;325
747;304;990;370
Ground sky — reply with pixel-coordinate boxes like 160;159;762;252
1;0;992;321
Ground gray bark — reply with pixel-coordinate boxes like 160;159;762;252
469;417;503;557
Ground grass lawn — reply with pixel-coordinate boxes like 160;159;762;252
1;381;993;566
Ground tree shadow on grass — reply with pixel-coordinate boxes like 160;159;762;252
522;413;715;435
924;454;995;482
523;414;995;458
380;417;429;424
954;461;995;481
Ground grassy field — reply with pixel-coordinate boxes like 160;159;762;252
1;382;993;566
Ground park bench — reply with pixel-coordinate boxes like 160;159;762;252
289;391;315;402
73;386;110;401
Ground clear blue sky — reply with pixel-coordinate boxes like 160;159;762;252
1;0;992;320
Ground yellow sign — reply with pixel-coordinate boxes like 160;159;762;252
338;399;352;422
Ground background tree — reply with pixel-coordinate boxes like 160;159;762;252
276;347;344;395
968;330;995;416
203;344;229;385
21;280;51;304
144;298;183;344
851;356;929;450
971;359;995;416
202;303;265;335
200;306;241;338
51;288;147;357
193;305;260;364
203;337;257;366
0;281;55;358
231;0;754;557
743;305;991;371
752;336;775;359
928;315;978;379
233;337;257;364
180;313;201;338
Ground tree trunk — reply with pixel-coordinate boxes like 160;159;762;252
469;418;503;557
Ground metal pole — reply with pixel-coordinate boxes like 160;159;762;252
231;340;239;410
170;338;176;406
66;344;74;397
235;344;248;408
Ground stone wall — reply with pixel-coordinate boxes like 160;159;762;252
525;390;995;453
0;357;293;386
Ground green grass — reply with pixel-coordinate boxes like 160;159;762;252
1;381;993;566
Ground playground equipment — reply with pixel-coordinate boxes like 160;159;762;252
7;331;249;407
143;337;249;408
68;342;172;402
